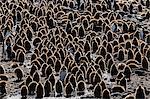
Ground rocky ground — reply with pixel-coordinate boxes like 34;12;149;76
0;0;150;99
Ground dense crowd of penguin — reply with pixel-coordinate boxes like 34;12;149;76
0;0;150;98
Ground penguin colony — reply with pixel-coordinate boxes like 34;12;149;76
0;0;150;99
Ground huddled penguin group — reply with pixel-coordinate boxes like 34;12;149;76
0;0;150;98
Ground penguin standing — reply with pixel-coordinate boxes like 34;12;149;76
146;0;150;8
0;65;5;74
65;82;74;98
123;66;132;81
135;85;146;99
25;76;32;87
55;80;63;97
94;83;102;98
6;44;12;60
36;82;44;98
28;81;37;95
21;85;28;99
76;0;81;9
102;89;110;99
14;68;24;81
44;80;52;97
76;81;86;96
59;66;67;83
0;82;6;95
